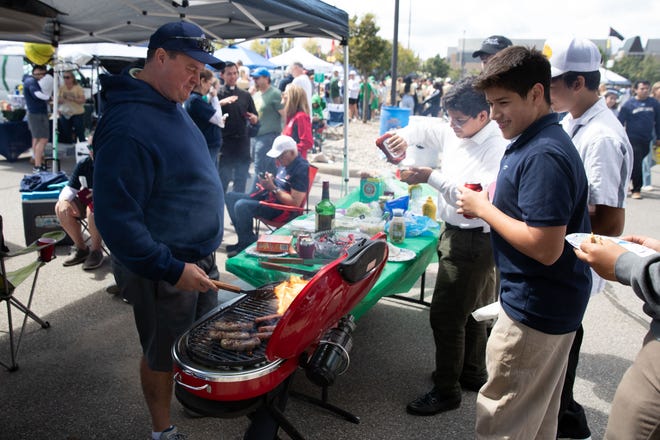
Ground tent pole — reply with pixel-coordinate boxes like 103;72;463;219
51;47;60;173
341;44;349;196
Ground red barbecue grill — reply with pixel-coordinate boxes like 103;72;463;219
173;236;388;440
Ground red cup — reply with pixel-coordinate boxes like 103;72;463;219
37;237;57;262
463;182;482;219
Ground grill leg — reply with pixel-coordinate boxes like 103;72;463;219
290;385;360;424
244;375;306;440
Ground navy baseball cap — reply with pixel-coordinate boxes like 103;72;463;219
148;21;225;69
251;67;271;78
472;35;513;58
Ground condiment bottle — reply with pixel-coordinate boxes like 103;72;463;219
315;181;335;232
375;132;405;164
388;208;406;244
422;196;436;220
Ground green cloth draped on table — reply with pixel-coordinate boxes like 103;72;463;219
225;183;440;320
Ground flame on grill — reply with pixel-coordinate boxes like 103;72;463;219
273;275;308;314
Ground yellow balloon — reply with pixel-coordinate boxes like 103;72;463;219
24;42;55;65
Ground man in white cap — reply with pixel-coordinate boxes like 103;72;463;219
93;21;226;440
329;66;342;103
225;135;310;257
548;36;633;440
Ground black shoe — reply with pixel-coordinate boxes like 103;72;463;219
226;243;241;252
459;376;487;392
63;247;90;266
406;388;460;416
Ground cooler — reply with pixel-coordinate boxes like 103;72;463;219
21;196;72;246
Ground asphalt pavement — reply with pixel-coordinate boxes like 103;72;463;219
1;144;659;440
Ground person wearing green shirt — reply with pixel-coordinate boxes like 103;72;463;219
250;67;283;191
359;76;377;122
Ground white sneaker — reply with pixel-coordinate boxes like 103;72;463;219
641;185;654;192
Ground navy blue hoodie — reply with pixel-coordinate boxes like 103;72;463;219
93;69;224;285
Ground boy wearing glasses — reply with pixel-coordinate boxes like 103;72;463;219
393;77;507;416
458;46;592;438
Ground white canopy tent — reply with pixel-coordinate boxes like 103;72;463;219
269;46;335;74
599;67;631;86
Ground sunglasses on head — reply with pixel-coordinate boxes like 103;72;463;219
169;36;215;54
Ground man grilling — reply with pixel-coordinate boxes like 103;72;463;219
93;22;225;440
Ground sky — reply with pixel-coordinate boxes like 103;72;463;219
323;0;660;60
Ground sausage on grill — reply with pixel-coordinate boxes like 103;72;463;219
220;337;261;352
257;325;276;333
208;330;251;340
254;332;273;341
254;314;282;324
212;320;254;331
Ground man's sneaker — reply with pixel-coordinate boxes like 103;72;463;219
160;425;187;440
63;247;90;266
32;167;41;174
82;250;104;270
642;185;654;192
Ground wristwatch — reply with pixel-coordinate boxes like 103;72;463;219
272;187;281;195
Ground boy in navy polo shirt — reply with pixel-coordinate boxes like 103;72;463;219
458;46;592;439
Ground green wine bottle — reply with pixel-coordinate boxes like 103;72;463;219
315;181;335;232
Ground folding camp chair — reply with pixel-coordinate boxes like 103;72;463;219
254;165;319;235
0;217;65;372
325;103;345;139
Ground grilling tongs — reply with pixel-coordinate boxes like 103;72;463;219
210;280;255;294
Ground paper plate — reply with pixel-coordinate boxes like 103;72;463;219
387;247;416;262
565;233;657;257
244;245;289;258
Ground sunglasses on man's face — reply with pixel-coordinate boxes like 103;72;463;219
169;36;215;54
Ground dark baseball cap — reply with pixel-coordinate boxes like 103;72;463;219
148;21;225;69
472;35;513;58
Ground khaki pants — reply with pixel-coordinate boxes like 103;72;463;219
476;310;575;439
605;330;660;440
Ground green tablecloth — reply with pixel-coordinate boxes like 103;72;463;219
225;184;440;320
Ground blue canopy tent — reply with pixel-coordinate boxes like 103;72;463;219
214;45;275;69
0;0;351;192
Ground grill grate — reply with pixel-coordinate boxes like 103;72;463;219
186;289;281;369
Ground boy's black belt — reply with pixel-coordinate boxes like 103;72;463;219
444;223;484;233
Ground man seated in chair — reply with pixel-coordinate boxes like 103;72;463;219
225;135;310;257
54;149;104;270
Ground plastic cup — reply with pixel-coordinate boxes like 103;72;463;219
298;237;316;259
37;237;57;262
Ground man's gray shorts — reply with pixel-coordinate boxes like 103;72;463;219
117;254;219;371
27;112;50;139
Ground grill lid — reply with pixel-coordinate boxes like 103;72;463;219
266;238;388;361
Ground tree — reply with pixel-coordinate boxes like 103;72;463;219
303;38;323;58
422;55;450;80
348;14;388;80
611;55;660;85
269;38;294;57
249;40;267;57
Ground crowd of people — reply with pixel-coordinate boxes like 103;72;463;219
14;22;660;440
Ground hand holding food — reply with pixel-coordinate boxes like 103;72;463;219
574;236;628;281
399;167;432;184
